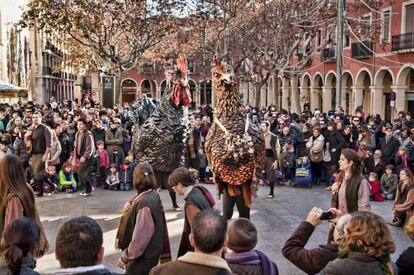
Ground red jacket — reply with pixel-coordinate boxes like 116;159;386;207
370;180;384;202
98;149;109;169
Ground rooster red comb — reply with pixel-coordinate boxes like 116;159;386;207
175;55;188;77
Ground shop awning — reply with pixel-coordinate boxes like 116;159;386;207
0;81;29;98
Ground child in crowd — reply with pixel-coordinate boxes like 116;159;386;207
0;141;12;159
96;140;109;187
44;165;58;195
380;164;399;200
58;162;77;193
283;144;296;185
105;164;120;190
119;153;134;191
368;172;384;202
25;157;35;189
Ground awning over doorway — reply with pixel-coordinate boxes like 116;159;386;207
0;80;29;98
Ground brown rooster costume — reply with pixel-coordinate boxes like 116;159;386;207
133;56;191;209
205;57;265;219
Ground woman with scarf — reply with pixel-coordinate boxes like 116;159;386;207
306;127;325;185
116;162;171;275
320;211;396;275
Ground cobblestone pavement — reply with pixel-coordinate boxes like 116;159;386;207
36;183;410;274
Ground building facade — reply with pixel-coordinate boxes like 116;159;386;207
241;0;414;120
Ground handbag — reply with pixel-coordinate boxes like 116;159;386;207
310;149;323;163
323;143;332;163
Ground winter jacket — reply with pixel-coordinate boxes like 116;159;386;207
369;180;384;202
380;173;398;195
282;221;338;275
365;157;386;177
58;132;72;164
91;127;106;145
44;264;117;275
396;247;414;275
283;152;295;169
379;136;400;164
97;149;110;169
0;256;39;275
58;170;77;191
122;135;131;155
320;252;396;275
119;161;134;183
48;138;62;165
306;135;325;163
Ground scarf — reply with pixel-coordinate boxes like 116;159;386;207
64;171;73;181
225;250;278;275
115;190;172;263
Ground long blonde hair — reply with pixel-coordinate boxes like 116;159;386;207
0;155;48;257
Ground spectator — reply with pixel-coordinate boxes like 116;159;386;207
169;167;215;257
396;215;414;275
47;130;61;166
283;207;351;274
44;216;115;275
368;172;384;202
116;162;171;274
28;111;52;197
356;126;375;151
391;168;414;227
150;209;231;275
95;140;109;187
0;217;41;275
121;129;131;156
58;162;77;193
0;155;48;257
379;126;400;165
307;127;325;185
283;144;295;185
73;118;95;197
261;121;279;198
91;119;106;145
119;153;135;191
381;164;398;200
331;148;371;215
320;211;396;275
105;118;124;165
225;218;278;275
365;149;386;177
395;146;410;174
105;164;120;190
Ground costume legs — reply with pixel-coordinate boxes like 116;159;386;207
222;186;250;219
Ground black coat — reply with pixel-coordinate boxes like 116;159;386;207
282;221;338;275
396;247;414;275
91;127;106;145
365;157;386;177
379;136;400;164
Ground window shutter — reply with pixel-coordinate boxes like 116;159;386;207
406;4;414;33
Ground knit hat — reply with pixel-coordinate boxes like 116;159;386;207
227;218;258;253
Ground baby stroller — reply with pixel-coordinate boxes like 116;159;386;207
293;157;313;188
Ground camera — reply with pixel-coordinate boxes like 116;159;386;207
320;211;333;220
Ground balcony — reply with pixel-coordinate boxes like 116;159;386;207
321;47;336;63
351;41;373;59
42;66;52;76
392;32;414;52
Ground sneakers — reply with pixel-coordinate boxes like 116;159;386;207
389;218;402;227
172;204;181;211
268;194;274;198
80;192;91;197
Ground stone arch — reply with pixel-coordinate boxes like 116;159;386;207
374;68;394;120
121;78;138;104
395;64;414;117
311;73;324;111
324;71;337;112
354;68;372;114
396;64;414;87
140;79;157;99
300;73;311;110
342;71;354;115
159;79;167;97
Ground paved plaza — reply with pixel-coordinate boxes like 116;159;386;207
36;183;411;275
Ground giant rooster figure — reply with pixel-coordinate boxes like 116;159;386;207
133;56;191;209
205;57;265;219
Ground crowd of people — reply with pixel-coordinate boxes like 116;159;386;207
0;95;413;274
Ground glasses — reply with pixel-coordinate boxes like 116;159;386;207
353;120;360;122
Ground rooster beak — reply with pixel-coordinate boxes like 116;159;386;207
222;74;233;84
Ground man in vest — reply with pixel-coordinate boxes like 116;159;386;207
150;209;232;275
168;167;215;257
30;111;52;197
73;118;95;197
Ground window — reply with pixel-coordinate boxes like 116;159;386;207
405;4;414;33
316;29;322;51
344;32;351;48
328;25;336;46
360;14;372;40
381;9;391;44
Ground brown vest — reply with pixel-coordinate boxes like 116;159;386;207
398;183;414;209
32;124;47;154
118;190;164;259
345;174;364;213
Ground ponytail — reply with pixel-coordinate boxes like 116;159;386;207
4;244;24;272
